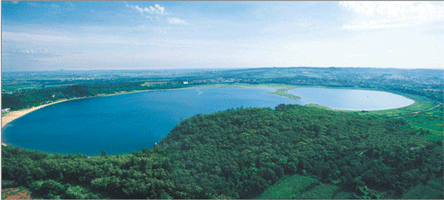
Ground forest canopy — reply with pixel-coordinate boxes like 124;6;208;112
2;105;442;199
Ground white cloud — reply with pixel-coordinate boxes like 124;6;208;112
167;18;188;25
339;2;444;30
126;3;166;15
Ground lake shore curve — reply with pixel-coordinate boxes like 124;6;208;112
1;99;74;146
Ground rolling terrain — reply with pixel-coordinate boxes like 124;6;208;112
2;67;443;199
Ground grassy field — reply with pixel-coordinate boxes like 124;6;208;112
256;175;355;199
405;105;443;141
359;93;439;116
295;184;339;199
256;174;319;199
295;184;354;199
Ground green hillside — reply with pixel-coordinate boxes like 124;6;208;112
2;105;443;199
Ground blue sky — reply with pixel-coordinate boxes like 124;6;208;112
1;1;443;71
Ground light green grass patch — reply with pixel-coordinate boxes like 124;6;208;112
256;174;318;199
410;123;443;132
295;184;340;199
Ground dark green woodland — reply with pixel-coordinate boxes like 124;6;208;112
2;105;443;199
2;67;443;198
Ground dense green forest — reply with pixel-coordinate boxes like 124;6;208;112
2;105;443;199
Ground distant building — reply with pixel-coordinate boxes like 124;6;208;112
183;81;189;84
2;108;11;113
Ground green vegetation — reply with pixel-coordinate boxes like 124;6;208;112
403;105;444;141
256;174;318;199
296;184;342;199
2;67;443;199
268;88;300;100
360;93;439;116
402;182;443;199
2;105;443;199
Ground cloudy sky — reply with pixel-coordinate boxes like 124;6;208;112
1;1;443;71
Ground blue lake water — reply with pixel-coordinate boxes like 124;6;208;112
2;87;414;155
287;88;414;111
2;88;298;155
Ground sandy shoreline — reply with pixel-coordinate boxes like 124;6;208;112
1;99;72;146
0;88;185;147
0;86;243;147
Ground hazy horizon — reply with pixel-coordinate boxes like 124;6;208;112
3;66;444;73
2;1;443;71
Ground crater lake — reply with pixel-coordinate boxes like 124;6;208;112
2;87;414;155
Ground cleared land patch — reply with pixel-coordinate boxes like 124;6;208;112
256;174;318;199
2;187;32;199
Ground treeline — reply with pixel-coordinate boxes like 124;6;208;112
2;81;187;110
2;105;443;198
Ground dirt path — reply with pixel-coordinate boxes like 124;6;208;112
1;187;32;199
